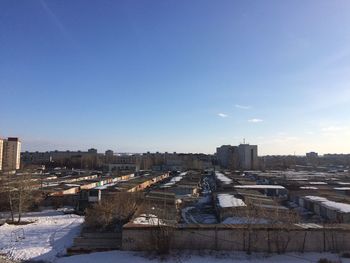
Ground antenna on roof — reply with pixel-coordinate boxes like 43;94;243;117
243;138;246;144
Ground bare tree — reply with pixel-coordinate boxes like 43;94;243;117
240;201;261;254
269;208;300;253
4;173;35;223
150;224;175;255
85;192;144;231
233;197;300;254
145;198;176;254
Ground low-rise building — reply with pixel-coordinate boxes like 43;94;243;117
298;195;350;223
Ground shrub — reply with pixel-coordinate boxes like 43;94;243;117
85;192;143;231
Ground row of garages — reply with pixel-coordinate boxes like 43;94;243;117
293;195;350;223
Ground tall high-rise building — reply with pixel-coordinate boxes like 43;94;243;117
105;150;115;163
0;138;3;171
306;151;319;166
238;144;258;170
2;137;21;171
216;145;238;169
216;143;258;170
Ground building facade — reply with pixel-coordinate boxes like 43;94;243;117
0;138;3;171
2;137;21;171
238;144;258;170
306;152;319;166
216;143;258;170
216;145;239;169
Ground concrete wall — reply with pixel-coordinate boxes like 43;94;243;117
122;224;350;253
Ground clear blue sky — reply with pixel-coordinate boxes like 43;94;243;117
1;0;350;155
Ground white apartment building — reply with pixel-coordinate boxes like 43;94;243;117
0;138;3;171
2;137;21;171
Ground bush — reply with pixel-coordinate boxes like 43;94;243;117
85;192;143;231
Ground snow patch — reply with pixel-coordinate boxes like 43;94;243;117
304;196;350;213
215;172;232;185
133;214;164;225
217;194;246;208
161;172;187;188
234;185;285;189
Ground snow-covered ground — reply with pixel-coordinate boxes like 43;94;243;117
0;210;349;263
0;210;84;262
56;250;350;263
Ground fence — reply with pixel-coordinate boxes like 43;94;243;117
122;223;350;253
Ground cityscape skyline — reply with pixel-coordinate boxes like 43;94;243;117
2;136;348;156
1;1;350;155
